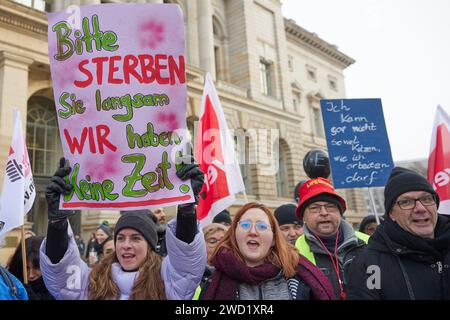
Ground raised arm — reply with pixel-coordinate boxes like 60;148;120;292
161;155;206;299
44;157;74;263
174;155;204;243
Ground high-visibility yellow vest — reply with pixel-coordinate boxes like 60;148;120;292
192;285;202;300
295;231;369;265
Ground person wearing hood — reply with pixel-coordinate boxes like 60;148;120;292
347;167;450;300
39;156;206;300
294;177;369;300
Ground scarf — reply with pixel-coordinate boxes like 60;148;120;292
315;226;344;252
111;263;139;300
26;277;54;300
383;215;450;261
203;247;335;300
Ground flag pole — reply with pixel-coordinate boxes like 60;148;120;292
367;187;381;225
20;225;28;284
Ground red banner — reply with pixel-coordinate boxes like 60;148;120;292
428;105;450;215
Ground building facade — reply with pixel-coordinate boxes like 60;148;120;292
0;0;368;263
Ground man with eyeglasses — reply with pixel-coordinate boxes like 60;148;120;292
294;177;369;300
347;167;450;300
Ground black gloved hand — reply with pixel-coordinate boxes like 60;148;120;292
45;157;74;221
176;155;204;205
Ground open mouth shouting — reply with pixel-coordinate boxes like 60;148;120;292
121;253;136;262
411;217;431;226
247;239;260;250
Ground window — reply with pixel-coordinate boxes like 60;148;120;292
292;91;301;112
313;107;325;138
274;141;289;197
234;131;254;194
26;96;62;176
214;46;221;78
291;82;303;112
328;76;338;91
306;65;317;82
213;16;228;81
260;59;274;96
13;0;46;11
288;55;294;72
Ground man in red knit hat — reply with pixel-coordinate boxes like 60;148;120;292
295;177;369;300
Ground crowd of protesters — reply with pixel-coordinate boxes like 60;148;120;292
1;154;449;300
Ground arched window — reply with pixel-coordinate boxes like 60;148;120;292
292;82;303;112
213;15;229;81
26;96;62;176
308;91;326;138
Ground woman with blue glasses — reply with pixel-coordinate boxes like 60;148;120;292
197;202;336;300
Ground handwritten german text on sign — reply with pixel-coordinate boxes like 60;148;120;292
320;99;394;188
47;4;193;210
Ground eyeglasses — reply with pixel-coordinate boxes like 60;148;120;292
206;238;220;245
307;203;339;214
238;220;270;232
396;195;436;210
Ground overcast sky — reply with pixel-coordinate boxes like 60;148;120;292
282;0;450;162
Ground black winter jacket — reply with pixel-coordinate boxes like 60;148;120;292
347;215;450;300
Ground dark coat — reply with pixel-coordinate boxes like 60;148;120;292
301;220;368;298
25;277;54;300
347;215;450;300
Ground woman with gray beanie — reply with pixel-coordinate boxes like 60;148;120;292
39;156;206;300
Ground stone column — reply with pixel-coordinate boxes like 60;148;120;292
0;51;33;187
185;0;199;66
197;0;215;78
48;0;71;12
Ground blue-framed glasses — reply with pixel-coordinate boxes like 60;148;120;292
238;220;270;232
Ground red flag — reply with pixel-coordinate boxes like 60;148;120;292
428;105;450;215
195;73;245;226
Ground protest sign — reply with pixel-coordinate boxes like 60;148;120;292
320;99;394;189
47;4;193;210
